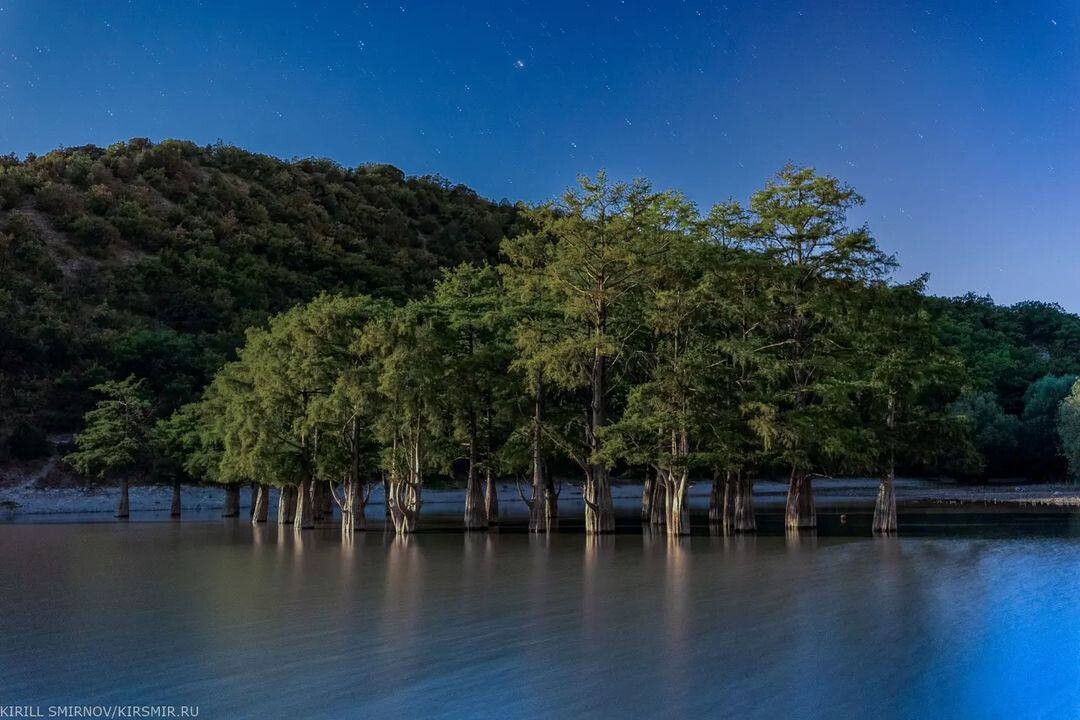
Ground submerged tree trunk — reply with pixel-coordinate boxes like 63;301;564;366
665;468;690;536
383;474;392;519
708;470;739;533
784;468;816;530
527;382;558;533
873;472;897;533
732;470;756;533
874;397;899;534
116;477;130;519
339;480;355;537
585;346;615;534
463;428;486;530
351;479;367;532
223;483;240;518
387;435;423;535
252;484;269;524
648;471;665;526
707;470;721;524
169;479;181;518
277;486;295;525
484;467;498;525
294;477;314;530
642;468;655;523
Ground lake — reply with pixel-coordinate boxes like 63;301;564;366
1;514;1078;719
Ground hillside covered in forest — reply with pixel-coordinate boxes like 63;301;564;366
0;139;520;459
3;139;1080;484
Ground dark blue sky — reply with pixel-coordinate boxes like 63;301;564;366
2;1;1077;308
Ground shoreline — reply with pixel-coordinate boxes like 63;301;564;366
2;476;1078;520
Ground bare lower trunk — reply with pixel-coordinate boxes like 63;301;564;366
648;472;665;526
707;470;721;524
665;469;690;536
388;476;420;535
222;483;240;518
294;477;314;530
340;480;355;537
383;475;392;519
352;480;367;532
249;482;257;519
169;480;181;518
484;468;498;525
733;471;756;533
463;443;486;530
116;477;130;519
784;468;816;530
721;470;738;533
642;468;655;522
527;383;557;533
252;484;269;524
584;471;615;534
873;472;897;534
277;486;295;525
585;340;614;534
388;436;423;535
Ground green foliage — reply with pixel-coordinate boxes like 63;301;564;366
1056;380;1080;483
65;376;154;480
722;165;895;475
0;139;519;461
1020;374;1077;479
948;391;1021;477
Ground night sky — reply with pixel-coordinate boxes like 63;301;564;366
1;1;1077;308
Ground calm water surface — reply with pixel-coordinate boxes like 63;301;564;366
1;516;1079;719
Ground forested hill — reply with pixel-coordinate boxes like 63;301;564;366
0;139;520;458
3;140;1080;482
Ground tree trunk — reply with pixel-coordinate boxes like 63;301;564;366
733;471;756;533
383;474;392;519
665;469;690;536
585;342;615;534
277;486;295;524
252;484;269;524
294;477;314;530
249;482;257;519
463;429;486;530
528;382;557;533
784;468;816;530
339;481;356;537
707;470;720;524
873;472;897;534
222;483;240;518
874;398;899;534
484;467;498;525
721;470;738;533
169;480;181;518
642;468;655;523
648;472;665;526
388;476;420;535
116;477;130;519
387;436;423;535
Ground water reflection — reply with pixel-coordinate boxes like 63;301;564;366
0;521;1078;718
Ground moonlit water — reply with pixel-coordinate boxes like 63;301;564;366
1;517;1078;719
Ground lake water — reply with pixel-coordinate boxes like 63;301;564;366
1;515;1078;719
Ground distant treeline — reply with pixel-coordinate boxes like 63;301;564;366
3;141;1080;535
